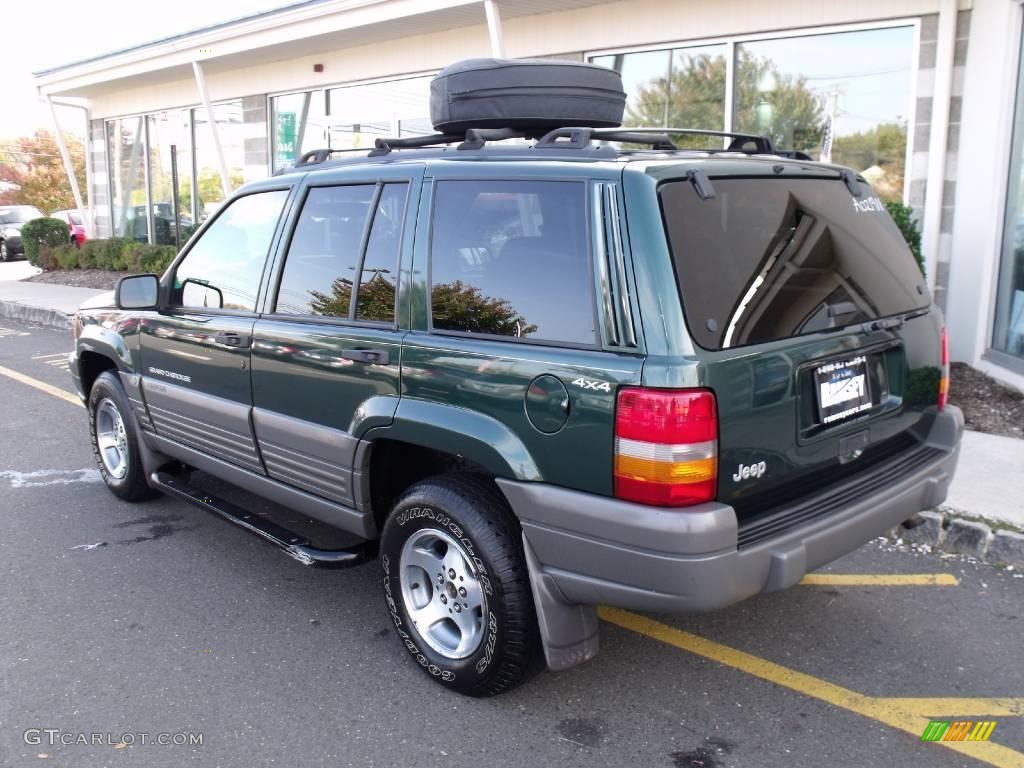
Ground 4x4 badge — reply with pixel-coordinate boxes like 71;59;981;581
570;377;611;393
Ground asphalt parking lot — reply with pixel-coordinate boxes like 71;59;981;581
1;319;1022;768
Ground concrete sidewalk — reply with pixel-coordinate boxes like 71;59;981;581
0;270;106;328
946;428;1024;529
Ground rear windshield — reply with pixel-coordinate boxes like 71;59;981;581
660;177;929;350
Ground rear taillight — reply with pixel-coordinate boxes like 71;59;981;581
614;388;718;507
938;326;949;411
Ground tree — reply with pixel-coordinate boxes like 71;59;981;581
624;49;825;152
832;122;908;201
431;280;537;337
0;131;86;212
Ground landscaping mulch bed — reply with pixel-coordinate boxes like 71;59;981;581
950;362;1024;439
24;269;128;291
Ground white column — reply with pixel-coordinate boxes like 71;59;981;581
920;0;958;289
483;0;505;58
192;61;232;200
44;96;86;229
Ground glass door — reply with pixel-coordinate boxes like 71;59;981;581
993;26;1024;359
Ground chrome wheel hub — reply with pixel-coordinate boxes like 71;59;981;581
399;528;487;659
96;398;129;480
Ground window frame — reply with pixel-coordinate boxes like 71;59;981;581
263;179;411;330
426;176;602;350
162;185;295;318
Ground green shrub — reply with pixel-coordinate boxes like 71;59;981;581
54;244;80;270
36;245;59;271
885;201;924;277
137;244;177;274
77;240;102;269
20;218;71;266
179;223;200;242
94;238;129;270
117;241;143;271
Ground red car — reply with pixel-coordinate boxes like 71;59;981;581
50;210;87;247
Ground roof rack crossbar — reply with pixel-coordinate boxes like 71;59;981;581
458;127;528;150
536;126;775;154
368;133;462;156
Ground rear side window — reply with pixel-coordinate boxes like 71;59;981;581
275;182;407;321
173;190;288;312
429;180;595;345
660;177;929;350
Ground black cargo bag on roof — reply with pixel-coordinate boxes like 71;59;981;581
429;58;626;135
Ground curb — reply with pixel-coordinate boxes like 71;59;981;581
0;300;72;330
888;507;1024;568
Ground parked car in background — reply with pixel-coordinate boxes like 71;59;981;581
0;206;45;261
50;210;88;248
130;204;193;245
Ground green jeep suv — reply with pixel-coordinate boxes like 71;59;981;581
70;78;962;696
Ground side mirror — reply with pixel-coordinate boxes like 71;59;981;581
115;274;160;310
181;278;223;310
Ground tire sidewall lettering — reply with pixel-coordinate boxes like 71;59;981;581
383;505;505;684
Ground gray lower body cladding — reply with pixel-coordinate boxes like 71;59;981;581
498;406;963;668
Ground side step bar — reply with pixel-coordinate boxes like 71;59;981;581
150;470;375;568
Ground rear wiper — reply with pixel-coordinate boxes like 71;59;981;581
859;308;929;334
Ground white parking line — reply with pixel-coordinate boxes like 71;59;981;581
0;326;30;338
0;469;102;488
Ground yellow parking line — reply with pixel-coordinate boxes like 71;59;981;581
800;573;960;586
600;607;1024;768
882;699;1024;717
0;364;81;408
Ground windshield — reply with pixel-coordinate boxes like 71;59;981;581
0;207;44;225
659;176;929;350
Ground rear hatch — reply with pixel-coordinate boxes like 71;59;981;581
658;166;944;535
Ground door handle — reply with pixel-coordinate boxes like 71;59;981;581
341;348;390;365
213;332;251;349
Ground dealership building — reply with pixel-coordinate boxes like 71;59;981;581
32;0;1024;388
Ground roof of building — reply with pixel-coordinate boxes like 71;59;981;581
33;0;331;77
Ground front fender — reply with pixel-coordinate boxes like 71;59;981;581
77;317;136;373
365;398;542;482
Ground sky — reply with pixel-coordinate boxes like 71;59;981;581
1;0;288;140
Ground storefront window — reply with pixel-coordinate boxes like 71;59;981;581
735;26;914;200
106;117;147;241
591;45;727;148
993;30;1024;359
193;100;245;221
591;26;914;194
147;111;193;245
271;90;328;170
327;76;432;150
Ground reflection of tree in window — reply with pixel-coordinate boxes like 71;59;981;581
310;277;353;317
624;49;823;150
432;280;537;337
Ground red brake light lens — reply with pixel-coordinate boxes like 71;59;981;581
938;326;949;411
614;388;718;508
615;388;717;443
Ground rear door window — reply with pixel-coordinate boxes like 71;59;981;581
660;177;929;350
274;182;408;321
429;179;596;345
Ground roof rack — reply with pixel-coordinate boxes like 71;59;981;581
535;127;775;154
277;125;806;174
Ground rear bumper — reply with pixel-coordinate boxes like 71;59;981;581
498;406;963;616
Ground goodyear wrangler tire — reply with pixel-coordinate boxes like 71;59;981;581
380;475;541;696
88;371;159;503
